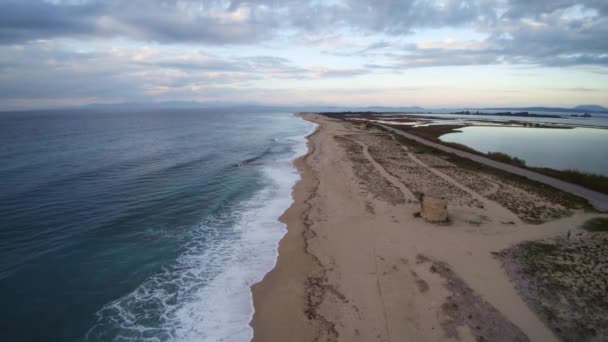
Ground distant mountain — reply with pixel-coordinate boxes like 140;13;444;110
81;102;603;114
81;100;267;110
480;105;608;114
573;105;608;112
78;102;429;113
361;106;426;112
310;105;427;113
5;101;607;115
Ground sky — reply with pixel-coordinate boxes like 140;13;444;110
0;0;607;110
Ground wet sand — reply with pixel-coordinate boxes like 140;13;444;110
250;113;604;342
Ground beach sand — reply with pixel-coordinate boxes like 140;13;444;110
250;113;605;342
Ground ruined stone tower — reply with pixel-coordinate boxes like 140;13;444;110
420;192;448;222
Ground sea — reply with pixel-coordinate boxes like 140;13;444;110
0;108;314;342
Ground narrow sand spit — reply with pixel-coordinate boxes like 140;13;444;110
250;114;603;342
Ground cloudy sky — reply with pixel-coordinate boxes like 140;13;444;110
1;0;607;110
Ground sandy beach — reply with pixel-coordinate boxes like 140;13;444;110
250;113;607;342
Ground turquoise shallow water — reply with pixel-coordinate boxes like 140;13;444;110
440;126;608;175
0;108;313;341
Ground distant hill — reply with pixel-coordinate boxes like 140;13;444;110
480;105;608;114
82;100;267;110
4;101;607;115
573;105;608;112
80;102;603;115
312;106;427;113
78;102;429;113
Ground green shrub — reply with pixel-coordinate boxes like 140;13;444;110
582;217;608;232
532;168;608;195
487;151;527;167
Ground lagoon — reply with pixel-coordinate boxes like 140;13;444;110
440;126;608;176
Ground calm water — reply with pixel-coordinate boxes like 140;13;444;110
440;126;608;175
0;109;313;341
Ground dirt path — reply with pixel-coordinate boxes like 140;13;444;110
380;124;608;212
347;133;521;224
406;150;522;224
342;135;418;203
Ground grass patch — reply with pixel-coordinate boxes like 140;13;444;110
582;217;608;232
487;151;527;167
441;141;480;154
386;124;465;141
531;168;608;194
520;241;559;256
502;233;608;341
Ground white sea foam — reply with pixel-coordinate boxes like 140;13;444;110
87;117;316;342
171;119;316;342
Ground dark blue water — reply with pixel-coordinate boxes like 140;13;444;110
0;109;313;341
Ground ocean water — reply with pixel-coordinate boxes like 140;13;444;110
440;126;608;175
0;109;314;342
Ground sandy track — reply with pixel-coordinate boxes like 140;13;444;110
341;134;418;203
406;149;522;225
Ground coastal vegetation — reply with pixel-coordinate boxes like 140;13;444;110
451;141;608;195
450;110;561;118
391;124;465;142
531;168;608;195
474;154;608;196
501;233;608;341
582;217;608;232
486;152;527;167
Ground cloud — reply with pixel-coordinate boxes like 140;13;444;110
328;1;608;69
0;1;101;43
0;0;607;108
1;1;606;68
0;0;278;44
311;68;369;78
551;87;602;92
0;41;372;107
0;1;518;45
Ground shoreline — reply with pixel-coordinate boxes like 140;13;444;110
250;113;606;341
250;114;323;341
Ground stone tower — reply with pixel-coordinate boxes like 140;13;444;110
420;192;448;222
